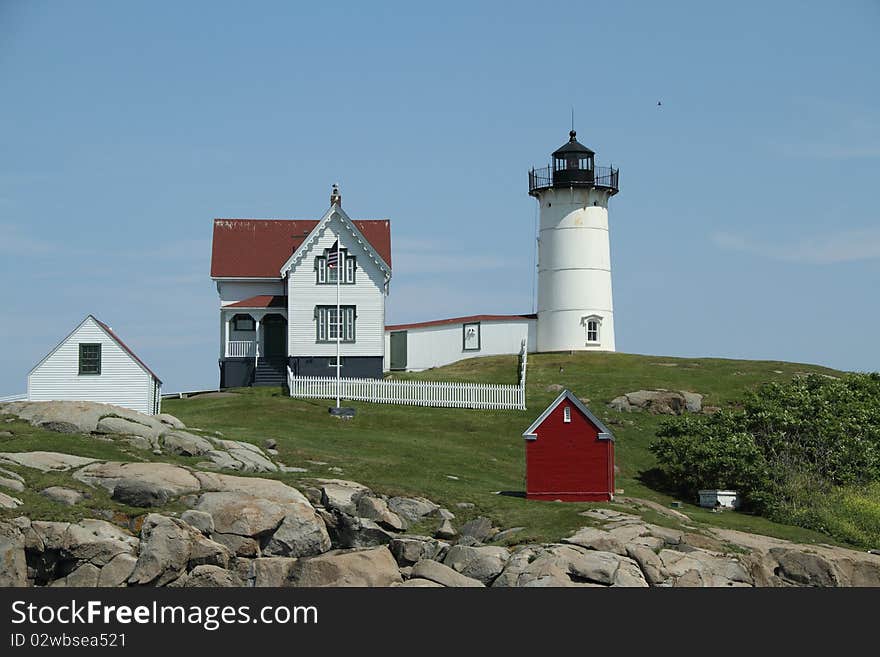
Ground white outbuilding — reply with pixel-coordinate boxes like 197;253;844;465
27;315;162;415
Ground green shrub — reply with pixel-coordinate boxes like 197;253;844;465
650;373;880;546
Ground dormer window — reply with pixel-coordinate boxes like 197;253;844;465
316;248;356;285
583;315;602;344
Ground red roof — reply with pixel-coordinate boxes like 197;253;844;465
386;313;537;332
93;317;162;384
225;295;287;309
210;218;391;278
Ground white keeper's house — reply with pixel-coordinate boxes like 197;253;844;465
210;185;392;387
209;129;619;386
27;315;163;415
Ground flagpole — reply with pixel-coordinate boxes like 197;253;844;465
335;236;341;408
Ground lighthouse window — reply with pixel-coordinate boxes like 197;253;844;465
585;317;601;344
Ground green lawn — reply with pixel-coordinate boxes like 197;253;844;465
0;351;845;545
157;351;842;545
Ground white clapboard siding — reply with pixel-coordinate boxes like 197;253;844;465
28;316;160;415
287;218;386;358
288;370;526;411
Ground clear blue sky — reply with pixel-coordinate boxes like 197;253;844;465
1;1;878;393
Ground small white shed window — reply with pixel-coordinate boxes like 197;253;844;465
563;406;571;423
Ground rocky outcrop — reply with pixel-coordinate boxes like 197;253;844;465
291;547;402;587
0;401;281;474
128;514;231;587
608;390;704;415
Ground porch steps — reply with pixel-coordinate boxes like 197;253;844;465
254;357;286;387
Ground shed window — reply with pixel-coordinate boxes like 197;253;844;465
78;343;101;375
563;406;571;423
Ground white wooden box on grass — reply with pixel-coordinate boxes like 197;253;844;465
698;489;739;509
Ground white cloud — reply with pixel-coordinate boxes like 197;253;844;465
712;227;880;264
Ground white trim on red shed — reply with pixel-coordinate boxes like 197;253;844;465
522;389;614;441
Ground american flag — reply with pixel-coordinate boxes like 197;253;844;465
327;240;339;268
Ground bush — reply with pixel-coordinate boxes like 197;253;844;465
650;373;880;545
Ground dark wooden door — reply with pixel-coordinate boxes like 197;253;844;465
263;317;287;358
390;331;407;370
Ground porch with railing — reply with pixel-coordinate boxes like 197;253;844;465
226;340;258;358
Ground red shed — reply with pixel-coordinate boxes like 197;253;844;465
522;390;615;502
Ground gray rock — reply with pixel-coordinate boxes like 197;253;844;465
193;471;309;505
411;559;485;587
455;502;475;509
162;431;214;457
225;446;278;473
0;491;22;508
213;533;260;558
98;553;138;587
246;557;299;587
156;413;186;429
292;547;402;587
0;521;27;587
128;514;230;587
608;396;632;412
75;461;201;498
397;577;444;587
180;510;215;535
626;544;667;585
356;496;406;531
389;536;450;567
459;516;495;542
200;450;243;471
563;527;627;555
681;391;703;413
1;400;166;435
0;451;98;472
387;496;439;523
40;486;84;506
435;518;457;540
112;478;169;507
320;479;371;515
770;548;840;587
51;563;101;587
183;565;244;587
195;492;287;538
443;545;510;585
264;439;277;450
490;527;526;544
95;416;162;442
322;510;394;549
0;474;25;493
263;505;332;557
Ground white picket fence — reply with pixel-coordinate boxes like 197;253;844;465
288;372;526;410
288;340;528;410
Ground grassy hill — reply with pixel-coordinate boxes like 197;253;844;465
150;351;843;546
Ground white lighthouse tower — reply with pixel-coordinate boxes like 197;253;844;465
529;130;620;352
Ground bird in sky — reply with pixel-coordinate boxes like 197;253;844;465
657;100;662;107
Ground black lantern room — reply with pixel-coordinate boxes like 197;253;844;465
529;130;619;197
